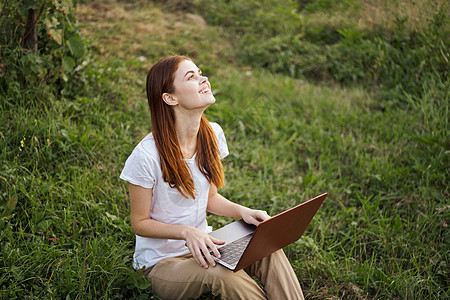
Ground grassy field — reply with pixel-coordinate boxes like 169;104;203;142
1;0;448;299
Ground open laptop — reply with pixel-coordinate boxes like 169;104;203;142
209;193;327;271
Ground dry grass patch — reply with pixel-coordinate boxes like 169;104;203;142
304;0;447;33
76;0;234;69
359;0;448;32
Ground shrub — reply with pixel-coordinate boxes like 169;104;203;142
240;34;329;80
0;0;90;100
327;7;449;103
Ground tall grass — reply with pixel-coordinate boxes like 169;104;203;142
1;0;448;299
207;67;448;298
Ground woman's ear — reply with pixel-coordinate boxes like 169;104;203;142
162;93;178;106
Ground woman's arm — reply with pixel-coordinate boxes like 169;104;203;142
207;184;271;226
129;183;224;269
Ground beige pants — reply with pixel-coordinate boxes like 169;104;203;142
145;249;304;300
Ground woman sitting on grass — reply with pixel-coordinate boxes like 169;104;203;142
120;55;304;299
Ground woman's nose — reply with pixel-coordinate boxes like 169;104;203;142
200;75;208;84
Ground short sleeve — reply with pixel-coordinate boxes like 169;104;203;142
210;122;229;159
120;147;157;189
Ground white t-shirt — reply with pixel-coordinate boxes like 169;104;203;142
119;122;229;269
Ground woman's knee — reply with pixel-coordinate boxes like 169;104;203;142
203;264;236;282
205;267;266;299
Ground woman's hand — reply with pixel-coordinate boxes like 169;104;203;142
239;207;271;226
182;226;225;269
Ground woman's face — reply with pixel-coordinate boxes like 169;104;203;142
165;60;215;111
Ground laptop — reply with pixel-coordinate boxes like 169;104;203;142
209;193;327;272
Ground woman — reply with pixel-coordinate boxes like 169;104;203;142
120;55;304;299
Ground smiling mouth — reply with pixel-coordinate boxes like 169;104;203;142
199;87;211;94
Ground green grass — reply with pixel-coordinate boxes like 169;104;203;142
208;68;448;298
1;0;448;299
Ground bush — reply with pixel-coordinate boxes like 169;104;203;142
327;8;449;103
0;0;91;100
241;34;328;80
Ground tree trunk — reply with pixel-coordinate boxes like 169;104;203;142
24;8;38;51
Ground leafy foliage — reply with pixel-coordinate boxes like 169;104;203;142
0;0;92;99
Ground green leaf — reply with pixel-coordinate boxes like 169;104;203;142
4;194;18;216
54;0;74;14
67;34;85;58
62;56;76;72
6;194;18;211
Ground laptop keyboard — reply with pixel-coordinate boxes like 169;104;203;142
212;233;253;267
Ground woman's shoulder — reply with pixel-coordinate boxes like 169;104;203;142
133;133;160;162
209;122;229;158
120;133;159;187
209;122;224;135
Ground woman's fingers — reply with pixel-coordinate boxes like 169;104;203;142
193;246;208;268
211;236;226;245
256;210;271;222
185;227;223;268
185;236;208;267
209;236;225;258
242;208;271;226
206;237;224;259
201;243;217;267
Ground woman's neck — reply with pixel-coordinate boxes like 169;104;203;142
174;111;202;159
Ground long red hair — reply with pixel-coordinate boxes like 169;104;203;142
146;56;225;199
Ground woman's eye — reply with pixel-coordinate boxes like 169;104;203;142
188;75;194;80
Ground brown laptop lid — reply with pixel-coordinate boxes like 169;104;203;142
234;193;327;271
